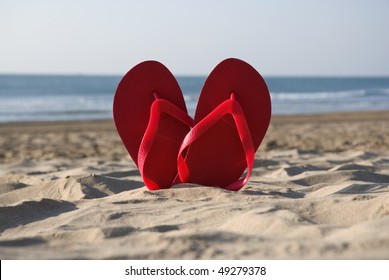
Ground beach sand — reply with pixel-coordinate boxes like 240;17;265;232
0;111;389;259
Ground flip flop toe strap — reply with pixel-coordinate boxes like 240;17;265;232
177;93;255;191
138;93;193;190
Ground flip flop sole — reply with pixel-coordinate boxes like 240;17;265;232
185;58;271;187
113;61;190;188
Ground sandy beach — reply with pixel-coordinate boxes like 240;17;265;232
0;111;389;259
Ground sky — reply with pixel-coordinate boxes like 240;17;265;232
0;0;388;76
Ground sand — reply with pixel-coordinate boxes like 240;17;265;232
0;111;389;259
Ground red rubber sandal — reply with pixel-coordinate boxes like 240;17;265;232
177;58;271;191
113;61;193;190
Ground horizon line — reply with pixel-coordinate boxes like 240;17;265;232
1;72;389;78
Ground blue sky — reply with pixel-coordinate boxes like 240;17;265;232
1;0;388;76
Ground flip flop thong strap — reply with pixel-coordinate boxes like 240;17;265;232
177;93;255;191
138;94;193;190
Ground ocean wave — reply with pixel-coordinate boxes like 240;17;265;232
1;75;389;122
270;90;365;100
270;88;389;101
0;95;112;113
376;88;389;95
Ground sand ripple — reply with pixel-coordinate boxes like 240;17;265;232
0;150;388;259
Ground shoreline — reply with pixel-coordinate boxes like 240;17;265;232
1;110;388;164
0;110;389;126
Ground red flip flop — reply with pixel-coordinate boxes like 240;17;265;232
113;61;193;190
177;58;271;191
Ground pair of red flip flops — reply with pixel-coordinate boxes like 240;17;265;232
113;58;271;191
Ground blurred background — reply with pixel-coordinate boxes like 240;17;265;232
1;0;389;122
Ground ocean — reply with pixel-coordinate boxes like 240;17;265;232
1;75;389;123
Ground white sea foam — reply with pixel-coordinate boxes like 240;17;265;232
270;89;366;100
